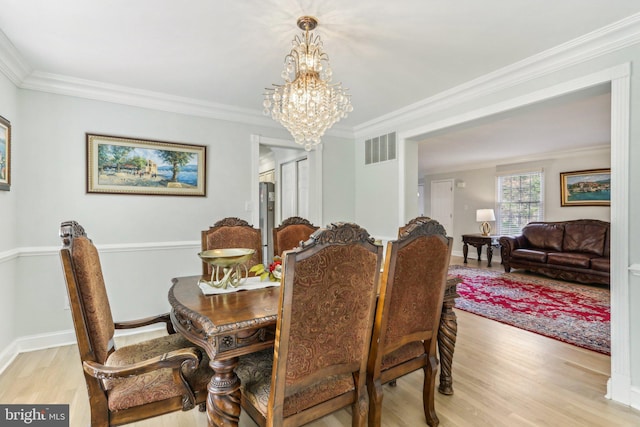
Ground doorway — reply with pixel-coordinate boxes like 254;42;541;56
250;134;323;244
399;64;630;404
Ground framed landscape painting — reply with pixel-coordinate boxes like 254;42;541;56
87;134;206;196
560;168;610;207
0;115;10;191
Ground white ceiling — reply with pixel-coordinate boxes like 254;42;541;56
0;1;637;170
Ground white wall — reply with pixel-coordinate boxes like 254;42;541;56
0;71;18;364
424;147;611;257
354;141;398;240
4;89;356;343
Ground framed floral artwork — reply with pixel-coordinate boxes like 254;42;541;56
87;134;206;196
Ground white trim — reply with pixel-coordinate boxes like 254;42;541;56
0;340;18;376
400;63;631;407
0;248;19;265
428;145;611;176
354;15;640;136
606;71;631;406
628;264;640;276
1;14;638;137
404;64;629;142
0;325;168;376
397;136;406;226
11;69;353;139
5;241;200;259
0;29;31;85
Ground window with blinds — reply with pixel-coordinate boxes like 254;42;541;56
497;170;544;236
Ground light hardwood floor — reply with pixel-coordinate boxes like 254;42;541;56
1;256;638;426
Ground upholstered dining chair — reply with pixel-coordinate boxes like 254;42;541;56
272;216;319;257
201;217;262;276
367;218;453;427
59;220;211;427
235;222;383;427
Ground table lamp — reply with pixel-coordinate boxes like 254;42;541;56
476;209;495;236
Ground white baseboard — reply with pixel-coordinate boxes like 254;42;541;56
0;324;166;376
0;339;19;376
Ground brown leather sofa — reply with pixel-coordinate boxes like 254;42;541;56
499;219;610;286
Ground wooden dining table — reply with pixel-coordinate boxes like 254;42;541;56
168;275;460;427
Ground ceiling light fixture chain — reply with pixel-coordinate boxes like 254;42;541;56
263;16;353;151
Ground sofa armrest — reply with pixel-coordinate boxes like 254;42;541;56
499;235;525;272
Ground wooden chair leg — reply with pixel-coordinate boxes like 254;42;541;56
352;393;368;427
424;356;439;427
367;379;383;427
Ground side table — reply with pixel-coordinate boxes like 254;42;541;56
462;234;500;267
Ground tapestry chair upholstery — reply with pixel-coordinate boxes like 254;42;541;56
367;218;453;427
272;216;319;257
235;222;383;427
59;221;211;427
201;217;262;277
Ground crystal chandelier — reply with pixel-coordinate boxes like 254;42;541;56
263;16;353;151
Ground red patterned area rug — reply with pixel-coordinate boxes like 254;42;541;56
449;265;610;354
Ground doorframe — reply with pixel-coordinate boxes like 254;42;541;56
398;63;631;405
251;134;323;228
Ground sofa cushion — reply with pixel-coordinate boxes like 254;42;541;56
547;252;593;269
522;223;564;252
512;249;547;263
590;257;610;272
563;223;608;256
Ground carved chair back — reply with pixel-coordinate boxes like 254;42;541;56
201;217;262;276
237;222;383;426
272;216;319;257
59;221;116;420
60;221;209;426
367;218;453;427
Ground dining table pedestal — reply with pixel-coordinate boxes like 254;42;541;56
169;276;278;427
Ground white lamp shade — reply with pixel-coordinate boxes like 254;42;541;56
476;209;496;222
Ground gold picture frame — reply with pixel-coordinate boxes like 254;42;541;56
0;115;11;191
87;134;206;196
560;168;610;207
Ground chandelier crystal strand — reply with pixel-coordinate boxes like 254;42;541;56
263;16;352;151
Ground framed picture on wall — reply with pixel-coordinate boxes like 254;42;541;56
560;168;610;207
86;134;207;196
0;115;10;191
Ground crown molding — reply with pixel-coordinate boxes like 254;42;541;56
0;29;31;85
354;12;640;138
422;144;611;176
1;13;639;140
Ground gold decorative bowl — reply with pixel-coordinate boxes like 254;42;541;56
198;248;255;289
198;248;255;267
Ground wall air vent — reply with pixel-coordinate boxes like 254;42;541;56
365;132;396;165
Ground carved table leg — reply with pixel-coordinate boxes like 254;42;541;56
207;358;241;427
487;244;493;267
476;245;482;261
463;242;468;263
438;298;458;395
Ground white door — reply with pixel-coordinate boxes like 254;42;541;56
280;157;309;220
430;179;454;236
297;158;309;219
281;161;296;219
